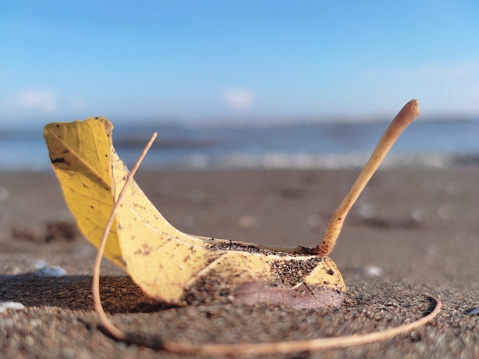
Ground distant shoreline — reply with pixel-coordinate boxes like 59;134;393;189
2;119;479;171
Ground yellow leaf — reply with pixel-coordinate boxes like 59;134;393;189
44;117;346;307
44;118;124;267
111;142;345;304
46;101;429;356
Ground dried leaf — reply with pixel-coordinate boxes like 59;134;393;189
43;100;442;356
44;118;346;307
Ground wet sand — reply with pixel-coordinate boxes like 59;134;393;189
0;168;478;358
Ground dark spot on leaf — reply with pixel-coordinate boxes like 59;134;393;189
51;157;65;164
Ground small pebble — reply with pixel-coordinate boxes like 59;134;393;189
34;259;67;277
467;308;479;315
365;265;383;277
35;266;67;277
34;259;49;270
0;302;25;313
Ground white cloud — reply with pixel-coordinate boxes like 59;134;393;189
70;96;86;111
422;62;479;79
356;60;479;115
16;89;57;113
223;88;255;109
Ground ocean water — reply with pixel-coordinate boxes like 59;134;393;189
1;118;478;171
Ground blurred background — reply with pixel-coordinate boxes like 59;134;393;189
1;1;478;170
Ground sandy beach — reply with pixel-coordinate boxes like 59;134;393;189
0;168;478;358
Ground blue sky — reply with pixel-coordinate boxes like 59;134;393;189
1;1;478;126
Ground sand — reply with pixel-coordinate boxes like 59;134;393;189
0;168;478;358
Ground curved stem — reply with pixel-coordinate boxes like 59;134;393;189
316;99;420;257
92;132;158;340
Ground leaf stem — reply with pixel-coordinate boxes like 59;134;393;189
92;132;158;340
316;100;420;257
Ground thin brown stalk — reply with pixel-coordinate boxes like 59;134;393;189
317;100;420;257
92;132;158;340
